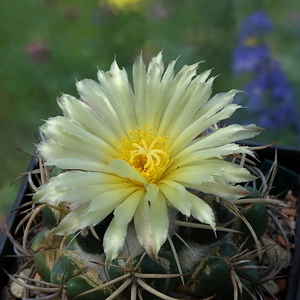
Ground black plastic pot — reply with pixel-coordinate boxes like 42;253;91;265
0;144;299;299
0;156;38;294
237;143;300;300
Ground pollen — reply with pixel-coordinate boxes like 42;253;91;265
118;127;171;183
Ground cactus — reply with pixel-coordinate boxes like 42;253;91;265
6;53;293;300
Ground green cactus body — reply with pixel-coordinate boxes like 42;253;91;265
65;270;116;300
43;204;68;230
50;250;86;284
183;256;233;297
76;215;113;254
237;259;259;285
134;254;180;297
108;252;179;300
76;226;104;255
235;202;269;249
212;240;238;258
33;249;60;282
31;227;62;252
243;186;262;199
220;278;253;300
18;177;288;300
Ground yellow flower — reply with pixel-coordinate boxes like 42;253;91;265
33;52;261;262
104;0;146;12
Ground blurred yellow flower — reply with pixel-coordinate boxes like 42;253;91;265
34;52;261;263
104;0;146;11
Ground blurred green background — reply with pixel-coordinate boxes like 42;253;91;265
1;0;300;224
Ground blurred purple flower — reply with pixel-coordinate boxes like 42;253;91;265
239;10;273;37
232;11;300;132
232;44;269;76
232;10;273;76
26;41;51;63
244;60;299;128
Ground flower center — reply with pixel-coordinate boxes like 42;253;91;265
118;127;171;183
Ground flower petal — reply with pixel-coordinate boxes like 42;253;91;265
144;52;165;129
88;186;140;212
186;192;216;232
158;62;200;134
54;203;90;235
76;79;128;139
210;160;256;183
159;180;190;216
34;171;128;205
197;124;263;149
134;192;169;260
41;116;117;160
149;191;169;256
169;144;254;173
58;94;119;145
198;177;251;200
113;189;145;227
144;184;160;202
133;54;147;127
168;73;214;138
55;188;138;235
173;123;262;161
103;218;129;264
134;199;154;257
193;89;240;122
108;159;148;185
169;160;255;185
39;116;117;171
97;60;137;132
171;102;242;155
38;141;107;172
164;164;216;185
